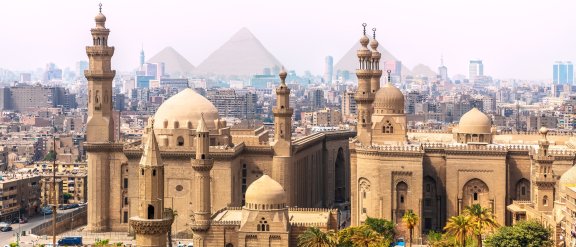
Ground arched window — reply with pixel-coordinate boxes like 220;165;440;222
384;121;394;134
174;121;179;129
141;169;144;176
473;192;478;201
152;169;156;176
543;195;548;206
187;121;192;129
177;136;184;146
163;120;168;128
147;205;154;219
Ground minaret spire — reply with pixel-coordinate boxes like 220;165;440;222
355;23;374;146
370;27;382;94
191;114;214;246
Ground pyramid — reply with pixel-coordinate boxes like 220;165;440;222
147;46;195;76
194;28;282;77
334;42;411;79
411;64;437;78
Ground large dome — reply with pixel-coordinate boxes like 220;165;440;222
374;83;404;114
245;175;286;208
457;108;491;134
154;88;219;130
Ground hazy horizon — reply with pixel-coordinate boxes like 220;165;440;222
1;0;575;80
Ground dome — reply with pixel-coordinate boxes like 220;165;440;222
560;166;576;184
95;13;106;23
457;108;491;134
245;175;286;207
153;88;219;130
374;83;404;114
360;35;369;46
370;38;379;50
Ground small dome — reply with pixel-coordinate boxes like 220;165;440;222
95;13;106;23
370;38;379;50
360;35;369;46
539;127;549;135
457;108;491;134
153;88;219;130
245;175;286;207
374;83;404;114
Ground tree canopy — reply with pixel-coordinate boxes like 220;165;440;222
484;220;553;247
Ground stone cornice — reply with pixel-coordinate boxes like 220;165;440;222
355;148;424;158
84;142;124;152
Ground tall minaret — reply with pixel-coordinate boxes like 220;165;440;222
355;23;374;146
85;4;116;232
130;119;173;247
190;116;214;247
370;28;382;94
532;127;555;212
271;68;295;205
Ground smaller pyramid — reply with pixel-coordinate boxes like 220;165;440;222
195;28;282;77
147;46;195;76
411;64;437;78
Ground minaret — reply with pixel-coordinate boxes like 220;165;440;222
370;28;382;94
190;115;214;247
271;68;295;205
355;23;374;146
532;127;555;212
85;4;116;232
130;119;173;247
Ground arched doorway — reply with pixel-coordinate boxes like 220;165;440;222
395;181;408;223
335;148;346;203
422;176;438;232
462;179;490;210
515;178;530;201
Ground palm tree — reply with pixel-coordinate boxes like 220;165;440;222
297;227;337;247
444;215;473;247
464;204;499;247
349;225;384;247
402;209;419;247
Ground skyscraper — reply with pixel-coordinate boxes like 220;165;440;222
469;60;483;82
323;56;333;83
139;48;145;68
553;61;574;85
438;56;448;81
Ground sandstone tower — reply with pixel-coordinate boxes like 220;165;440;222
85;5;117;232
355;23;374;146
532;127;555;212
190;116;214;247
130;119;173;246
369;28;382;94
271;68;295;205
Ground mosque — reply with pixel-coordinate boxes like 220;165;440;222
84;7;576;247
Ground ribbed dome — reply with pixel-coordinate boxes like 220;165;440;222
245;175;286;208
457;108;491;134
95;13;106;23
374;83;404;114
153;88;219;130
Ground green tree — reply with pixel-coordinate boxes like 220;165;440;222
402;209;419;247
463;204;499;247
297;227;337;247
63;193;72;203
95;239;110;246
444;215;473;247
364;217;395;245
348;225;384;247
43;151;56;161
485;220;553;247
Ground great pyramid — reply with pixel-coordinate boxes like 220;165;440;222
334;42;411;79
147;46;195;76
194;28;282;77
411;64;437;78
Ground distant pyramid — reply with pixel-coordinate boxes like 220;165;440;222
411;64;437;78
195;28;282;77
334;42;411;79
147;46;195;76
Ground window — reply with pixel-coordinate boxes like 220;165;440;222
426;184;431;192
362;208;367;214
425;218;432;230
257;218;269;232
543;195;548;206
152;169;156;176
521;186;526;196
424;198;432;207
123;212;128;223
124;197;128;205
123;178;128;189
177;136;184;146
473;192;478;201
141;169;144;176
400;196;404;203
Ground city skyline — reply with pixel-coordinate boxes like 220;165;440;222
0;1;575;80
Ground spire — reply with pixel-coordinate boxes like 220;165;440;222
94;3;107;28
279;66;287;85
196;114;209;133
140;120;162;167
99;3;102;13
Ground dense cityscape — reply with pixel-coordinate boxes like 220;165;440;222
0;2;575;247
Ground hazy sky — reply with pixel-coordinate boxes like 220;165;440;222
0;0;575;80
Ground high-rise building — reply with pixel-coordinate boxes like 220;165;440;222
75;61;88;79
323;56;333;83
553;61;574;85
469;60;483;82
43;63;63;81
19;73;32;83
438;57;448;81
139;48;145;68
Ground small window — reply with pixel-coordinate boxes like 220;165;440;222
177;136;184;146
521;186;526;196
543;196;548;206
426;184;430;192
124;197;128;205
473;192;478;201
152;169;156;176
123;178;128;189
141;169;144;176
400;196;404;203
123;211;128;223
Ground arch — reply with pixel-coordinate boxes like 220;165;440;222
174;121;180;129
201;154;205;159
147;205;154;219
422;176;438;231
543;195;549;206
515;178;530;201
225;244;233;247
462;178;490;210
335;147;346;203
177;136;184;146
358;177;371;221
395;181;408;223
187;121;193;129
163;120;168;128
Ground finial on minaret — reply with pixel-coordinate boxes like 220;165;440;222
279;66;287;84
372;28;376;39
362;23;367;35
99;3;102;13
387;70;392;83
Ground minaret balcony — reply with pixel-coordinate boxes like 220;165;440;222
192;159;214;171
355;69;372;79
190;220;211;232
354;94;375;103
86;46;115;55
129;216;173;235
272;108;294;116
84;71;116;80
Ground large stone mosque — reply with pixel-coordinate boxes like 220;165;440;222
84;7;576;247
